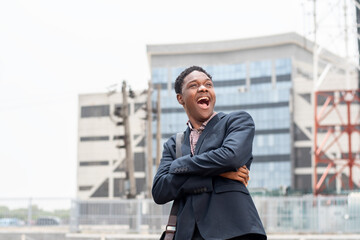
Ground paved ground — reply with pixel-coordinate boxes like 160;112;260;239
1;228;360;240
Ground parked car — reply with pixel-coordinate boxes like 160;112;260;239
35;216;61;226
0;218;25;227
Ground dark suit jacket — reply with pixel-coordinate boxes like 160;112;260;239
152;111;267;240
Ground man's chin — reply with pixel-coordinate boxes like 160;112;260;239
199;110;214;120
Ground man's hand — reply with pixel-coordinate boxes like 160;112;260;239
219;165;250;186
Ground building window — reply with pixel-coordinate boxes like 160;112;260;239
249;161;291;189
91;179;109;198
268;134;275;146
295;174;312;192
172;67;186;83
114;178;126;197
114;104;131;116
79;186;92;191
275;58;292;75
250;60;272;78
134;152;145;171
134;102;145;113
113;135;125;140
152;68;168;84
136;178;146;194
295;147;312;168
80;136;109;142
294;124;310;141
79;161;109;166
206;64;246;81
257;135;264;147
81;105;110;118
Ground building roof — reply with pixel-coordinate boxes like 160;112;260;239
146;32;345;69
147;32;313;54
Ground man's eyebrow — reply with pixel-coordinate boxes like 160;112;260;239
185;79;198;85
187;78;211;83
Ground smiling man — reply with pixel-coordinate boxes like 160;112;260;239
152;66;267;240
176;69;216;129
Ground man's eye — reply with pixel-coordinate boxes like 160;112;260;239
189;84;197;88
206;83;213;87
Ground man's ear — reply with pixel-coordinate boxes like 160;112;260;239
177;94;185;105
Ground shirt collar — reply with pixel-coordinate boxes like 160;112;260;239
187;112;217;131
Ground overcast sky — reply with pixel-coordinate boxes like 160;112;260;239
0;0;356;199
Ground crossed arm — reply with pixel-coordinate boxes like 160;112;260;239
152;111;254;204
152;141;250;204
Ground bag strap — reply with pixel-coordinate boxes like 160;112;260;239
175;132;184;159
164;132;184;240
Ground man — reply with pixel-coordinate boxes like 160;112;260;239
152;66;267;240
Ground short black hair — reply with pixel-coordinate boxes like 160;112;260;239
174;66;212;94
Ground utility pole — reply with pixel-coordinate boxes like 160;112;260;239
122;80;136;198
344;0;351;90
146;81;153;198
312;0;318;195
156;84;162;168
355;0;360;88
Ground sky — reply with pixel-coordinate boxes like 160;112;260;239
0;0;357;200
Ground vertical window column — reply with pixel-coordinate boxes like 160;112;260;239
272;59;276;89
246;61;251;91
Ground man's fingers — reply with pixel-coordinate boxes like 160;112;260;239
237;175;247;184
237;171;248;179
238;166;249;175
241;165;248;171
237;176;246;185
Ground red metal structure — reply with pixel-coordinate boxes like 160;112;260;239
313;89;360;195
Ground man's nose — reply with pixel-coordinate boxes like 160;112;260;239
198;84;208;92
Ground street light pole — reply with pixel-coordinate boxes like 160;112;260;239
146;81;153;198
122;80;136;198
156;84;162;168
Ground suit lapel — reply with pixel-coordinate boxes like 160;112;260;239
194;112;225;155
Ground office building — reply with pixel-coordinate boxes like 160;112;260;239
147;32;359;193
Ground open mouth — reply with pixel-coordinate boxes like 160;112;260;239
197;97;210;108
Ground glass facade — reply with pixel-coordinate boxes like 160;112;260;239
151;58;292;190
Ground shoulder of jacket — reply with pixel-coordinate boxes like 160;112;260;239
164;134;176;146
224;110;252;119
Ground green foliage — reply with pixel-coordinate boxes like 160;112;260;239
0;205;70;223
0;206;10;215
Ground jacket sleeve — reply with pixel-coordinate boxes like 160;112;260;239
169;111;255;177
152;135;213;205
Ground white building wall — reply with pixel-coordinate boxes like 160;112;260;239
77;90;147;200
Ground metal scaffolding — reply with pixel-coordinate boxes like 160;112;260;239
313;89;360;194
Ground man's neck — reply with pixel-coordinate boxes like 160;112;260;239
188;112;216;130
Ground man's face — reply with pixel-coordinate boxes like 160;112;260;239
176;70;216;128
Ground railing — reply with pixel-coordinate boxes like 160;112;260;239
0;194;359;234
254;194;360;233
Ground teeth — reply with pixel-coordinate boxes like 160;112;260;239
197;97;209;102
